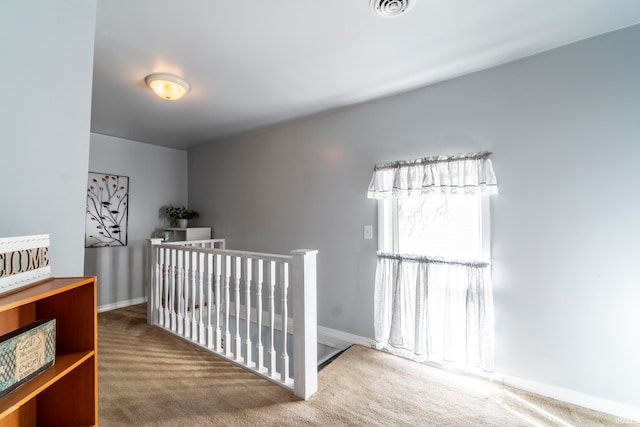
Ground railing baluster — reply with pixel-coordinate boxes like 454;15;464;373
280;261;289;382
245;258;253;367
224;255;231;357
185;252;196;341
190;252;205;344
156;245;164;326
192;252;198;339
234;256;242;362
170;248;177;331
190;251;195;333
200;253;213;347
256;259;264;372
185;251;192;339
268;260;277;377
215;254;222;351
163;247;170;327
182;249;189;337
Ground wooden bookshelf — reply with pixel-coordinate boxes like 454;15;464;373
0;277;97;427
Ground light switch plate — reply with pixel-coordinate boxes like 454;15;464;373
364;225;373;239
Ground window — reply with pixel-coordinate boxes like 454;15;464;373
368;152;497;371
379;193;489;261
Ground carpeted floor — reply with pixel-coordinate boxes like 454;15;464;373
99;304;622;426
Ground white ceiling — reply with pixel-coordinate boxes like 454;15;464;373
91;0;640;150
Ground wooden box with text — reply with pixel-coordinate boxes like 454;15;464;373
0;319;56;398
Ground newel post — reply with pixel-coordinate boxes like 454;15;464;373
291;249;318;400
148;238;163;325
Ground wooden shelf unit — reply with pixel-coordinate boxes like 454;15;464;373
0;277;97;427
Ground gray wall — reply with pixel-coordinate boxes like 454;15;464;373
0;1;97;275
85;133;188;308
189;24;640;408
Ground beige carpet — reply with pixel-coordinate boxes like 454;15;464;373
99;304;621;426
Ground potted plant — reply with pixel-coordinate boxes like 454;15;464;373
165;206;199;228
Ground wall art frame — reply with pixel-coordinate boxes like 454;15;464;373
85;172;129;248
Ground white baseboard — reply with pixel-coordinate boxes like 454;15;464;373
98;297;147;313
500;373;640;423
317;325;373;349
371;340;640;422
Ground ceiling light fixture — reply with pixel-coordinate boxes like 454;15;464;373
145;73;191;101
370;0;414;18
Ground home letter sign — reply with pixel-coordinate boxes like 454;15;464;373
0;235;51;296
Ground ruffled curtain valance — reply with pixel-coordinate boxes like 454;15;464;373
367;151;497;199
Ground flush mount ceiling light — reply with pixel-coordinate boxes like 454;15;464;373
370;0;414;18
144;73;191;101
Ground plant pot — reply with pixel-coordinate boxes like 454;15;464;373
178;219;188;228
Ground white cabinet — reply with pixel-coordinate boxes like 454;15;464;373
164;227;211;242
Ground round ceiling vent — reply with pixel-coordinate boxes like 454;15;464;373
370;0;414;18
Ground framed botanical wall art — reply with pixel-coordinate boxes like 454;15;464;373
85;172;129;248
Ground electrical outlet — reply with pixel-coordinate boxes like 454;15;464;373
364;225;373;240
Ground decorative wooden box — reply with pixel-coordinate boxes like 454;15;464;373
0;319;56;398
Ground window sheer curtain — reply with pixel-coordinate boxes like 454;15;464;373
368;152;497;372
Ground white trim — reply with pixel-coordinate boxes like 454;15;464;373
317;325;373;348
377;198;396;252
500;373;640;423
374;347;640;422
98;297;148;313
480;193;491;260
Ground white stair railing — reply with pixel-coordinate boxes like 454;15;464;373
147;238;318;400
